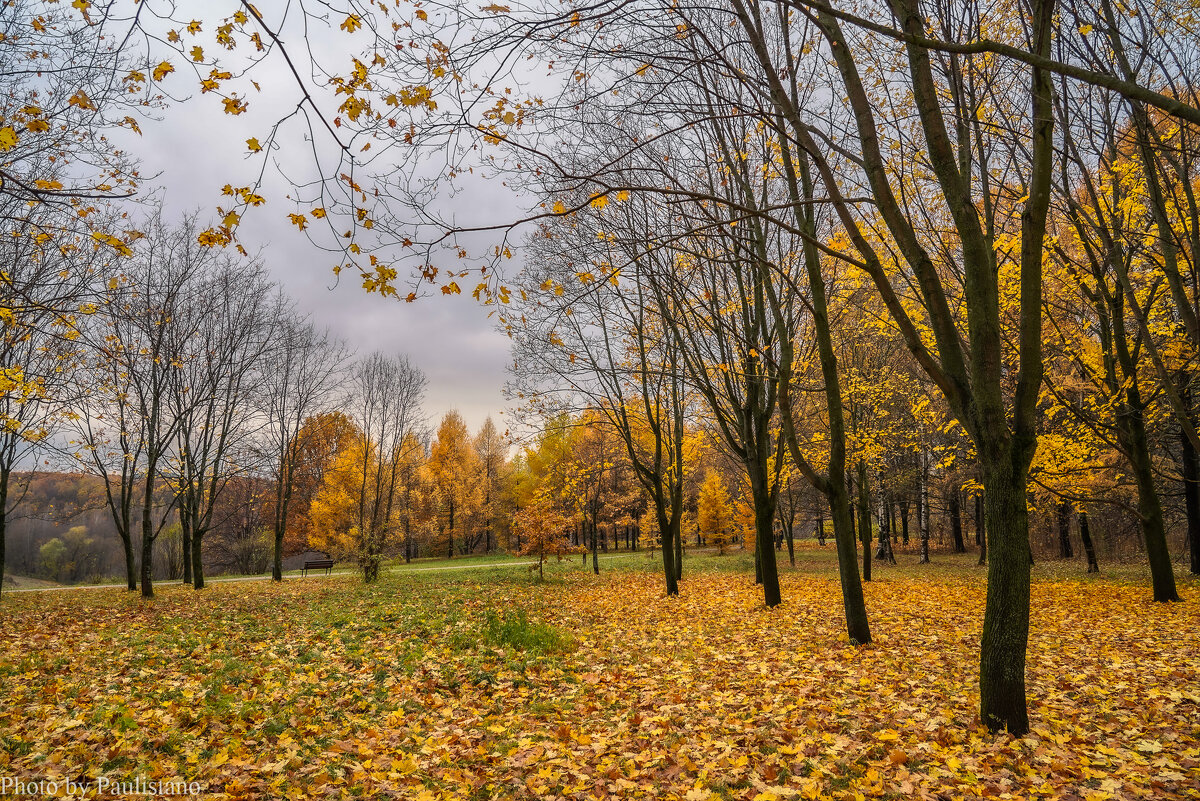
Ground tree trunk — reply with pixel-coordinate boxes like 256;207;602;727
1079;510;1100;573
191;527;205;590
0;469;8;600
1181;401;1200;575
974;491;983;547
140;476;156;599
1057;500;1073;559
978;517;988;567
181;512;193;585
857;461;871;582
272;524;285;579
899;498;910;546
1125;412;1179;600
121;527;136;591
786;519;795;567
875;494;895;564
978;457;1032;735
977;489;987;566
919;457;931;564
884;500;896;564
816;511;825;545
950;490;966;553
674;517;683;582
830;480;871;643
658;510;678;596
591;519;599;575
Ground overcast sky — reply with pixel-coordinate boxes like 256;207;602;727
125;4;523;437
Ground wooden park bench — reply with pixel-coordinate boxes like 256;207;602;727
302;559;334;577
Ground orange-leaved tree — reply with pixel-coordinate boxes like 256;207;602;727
512;490;577;581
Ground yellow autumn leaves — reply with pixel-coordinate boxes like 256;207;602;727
1;560;1196;800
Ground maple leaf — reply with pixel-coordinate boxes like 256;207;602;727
223;96;248;115
68;90;96;110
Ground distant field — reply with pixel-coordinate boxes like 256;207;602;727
0;546;1197;800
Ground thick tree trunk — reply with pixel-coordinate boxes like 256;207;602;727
1125;415;1179;600
191;528;205;590
978;457;1032;735
829;480;871;643
1078;510;1100;573
273;525;285;578
950;491;966;553
658;510;678;596
271;476;292;582
140;477;156;599
920;520;930;564
121;528;136;591
747;452;781;605
181;513;193;585
1057;500;1073;559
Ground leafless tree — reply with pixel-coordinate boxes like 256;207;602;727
348;353;426;582
260;317;351;581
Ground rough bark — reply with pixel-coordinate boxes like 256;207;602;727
978;458;1033;735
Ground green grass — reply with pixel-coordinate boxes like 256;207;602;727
481;608;572;653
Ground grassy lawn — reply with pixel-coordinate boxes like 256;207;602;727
0;544;1197;800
